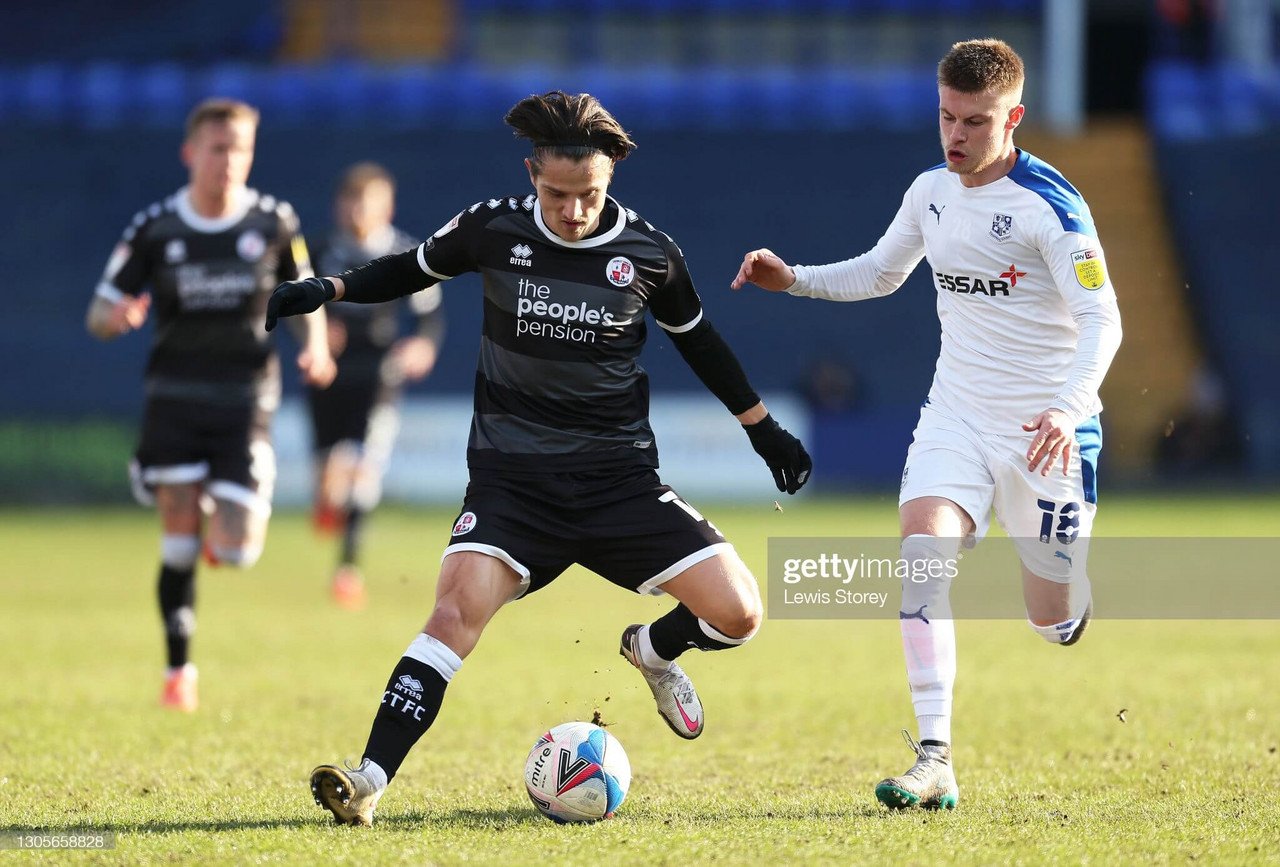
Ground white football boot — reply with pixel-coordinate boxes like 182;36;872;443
875;730;959;810
619;624;704;739
310;759;386;826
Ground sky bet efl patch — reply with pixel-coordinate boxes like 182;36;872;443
1071;248;1107;290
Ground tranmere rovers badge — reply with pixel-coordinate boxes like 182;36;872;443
990;213;1013;241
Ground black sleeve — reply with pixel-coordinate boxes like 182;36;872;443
647;233;704;331
339;205;481;304
99;212;154;298
668;319;761;416
337;249;434;304
275;202;311;282
648;235;760;414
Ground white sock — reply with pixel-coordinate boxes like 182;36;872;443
637;625;672;673
917;714;951;744
361;759;389;791
898;535;959;746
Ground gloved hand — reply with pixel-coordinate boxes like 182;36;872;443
743;415;812;495
265;277;336;332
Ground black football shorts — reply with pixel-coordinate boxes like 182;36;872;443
307;361;393;451
441;467;733;599
131;396;273;504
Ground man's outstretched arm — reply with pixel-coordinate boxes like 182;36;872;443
663;318;811;495
266;249;433;331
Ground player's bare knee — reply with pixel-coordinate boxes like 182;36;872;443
424;601;475;650
207;542;263;569
717;606;761;642
696;606;760;648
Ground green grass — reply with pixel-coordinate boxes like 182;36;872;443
2;494;1278;864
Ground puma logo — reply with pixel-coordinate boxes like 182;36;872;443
929;203;945;224
899;604;930;624
1054;550;1074;567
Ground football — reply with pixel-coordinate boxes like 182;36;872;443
523;721;631;823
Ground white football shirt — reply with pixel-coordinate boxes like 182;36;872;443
789;149;1122;436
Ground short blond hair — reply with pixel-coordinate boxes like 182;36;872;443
184;97;260;140
938;39;1025;98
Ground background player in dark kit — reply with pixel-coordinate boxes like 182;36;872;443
307;162;445;610
86;97;336;712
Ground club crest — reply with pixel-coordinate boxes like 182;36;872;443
990;213;1013;241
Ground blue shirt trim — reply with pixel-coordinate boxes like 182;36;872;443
1075;414;1102;505
1007;149;1095;236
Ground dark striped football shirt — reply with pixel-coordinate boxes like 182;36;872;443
95;186;310;404
416;194;704;474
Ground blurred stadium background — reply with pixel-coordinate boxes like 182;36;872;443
1;0;1277;505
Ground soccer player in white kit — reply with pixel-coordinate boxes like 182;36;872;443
731;39;1122;810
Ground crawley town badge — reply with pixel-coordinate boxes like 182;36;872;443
606;257;634;287
1071;248;1107;290
236;229;266;262
990;213;1013;241
452;512;477;536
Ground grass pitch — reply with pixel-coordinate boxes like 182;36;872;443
1;493;1278;864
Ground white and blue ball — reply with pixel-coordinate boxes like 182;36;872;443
523;721;630;823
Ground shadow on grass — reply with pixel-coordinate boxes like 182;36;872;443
0;818;315;835
381;807;545;829
0;809;542;837
0;803;913;837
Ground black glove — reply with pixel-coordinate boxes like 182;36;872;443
265;277;335;332
743;415;812;495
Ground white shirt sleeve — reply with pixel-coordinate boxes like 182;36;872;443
786;182;926;302
1039;222;1123;425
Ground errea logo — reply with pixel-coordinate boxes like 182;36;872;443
510;244;533;267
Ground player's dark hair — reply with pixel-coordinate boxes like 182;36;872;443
339;161;396;198
184;97;260;140
505;91;636;173
938;39;1025;98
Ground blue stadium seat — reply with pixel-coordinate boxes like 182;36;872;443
382;65;451;129
137;64;190;129
20;63;70;124
198;64;259;107
78;63;131;129
262;65;317;128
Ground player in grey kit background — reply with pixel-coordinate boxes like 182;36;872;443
267;90;812;826
86;97;335;712
307;162;445;610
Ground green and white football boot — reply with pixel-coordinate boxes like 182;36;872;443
875;730;959;810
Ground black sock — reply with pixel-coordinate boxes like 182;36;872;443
647;603;740;661
158;564;196;669
340;507;365;566
362;656;448;781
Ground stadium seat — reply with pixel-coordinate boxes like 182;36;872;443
138;64;190;129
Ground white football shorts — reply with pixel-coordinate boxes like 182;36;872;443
898;400;1102;582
